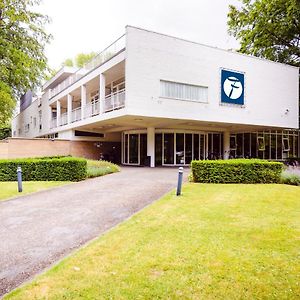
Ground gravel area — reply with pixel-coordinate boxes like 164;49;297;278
0;167;187;297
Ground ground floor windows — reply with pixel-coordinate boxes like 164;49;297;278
122;129;299;166
230;130;299;160
123;133;147;165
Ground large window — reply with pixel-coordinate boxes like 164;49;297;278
160;80;208;102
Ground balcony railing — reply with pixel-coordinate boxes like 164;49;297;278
50;117;57;129
49;34;126;99
61;112;68;126
85;100;100;119
50;90;125;129
71;107;81;123
104;89;125;112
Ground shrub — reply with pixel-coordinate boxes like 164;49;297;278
0;157;87;181
86;160;120;178
280;170;300;186
191;159;283;184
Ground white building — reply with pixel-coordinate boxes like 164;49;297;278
12;26;300;166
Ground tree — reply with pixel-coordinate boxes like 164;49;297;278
62;52;97;68
228;0;300;67
0;0;50;125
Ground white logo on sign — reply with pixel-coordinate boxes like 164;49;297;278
223;76;243;100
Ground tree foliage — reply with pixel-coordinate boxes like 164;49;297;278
62;52;97;68
0;0;50;125
228;0;300;67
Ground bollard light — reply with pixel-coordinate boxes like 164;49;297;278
17;166;23;193
176;167;183;196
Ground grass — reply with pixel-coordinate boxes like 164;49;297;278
281;169;300;186
5;184;300;299
86;160;120;178
0;181;69;202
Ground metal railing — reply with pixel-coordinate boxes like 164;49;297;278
104;89;125;112
71;107;81;123
61;112;68;126
50;117;57;129
49;34;126;99
85;100;100;119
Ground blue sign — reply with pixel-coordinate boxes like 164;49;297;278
221;69;244;105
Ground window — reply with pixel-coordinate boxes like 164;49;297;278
283;137;290;151
230;135;237;150
160;80;208;102
33;117;37;128
24;124;30;133
257;136;265;151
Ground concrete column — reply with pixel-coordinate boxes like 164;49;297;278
81;85;87;120
147;127;155;167
56;100;61;127
67;94;73;124
223;131;230;160
99;73;106;114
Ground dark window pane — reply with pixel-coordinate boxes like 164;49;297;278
193;134;199;160
155;134;162;166
176;133;184;164
164;133;174;164
140;134;147;165
185;134;193;164
129;134;139;164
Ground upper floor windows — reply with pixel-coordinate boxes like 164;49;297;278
160;80;208;103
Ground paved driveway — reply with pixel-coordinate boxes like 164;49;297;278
0;167;187;296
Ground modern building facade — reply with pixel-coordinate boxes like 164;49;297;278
12;26;300;166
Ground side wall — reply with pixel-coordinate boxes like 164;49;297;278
125;26;299;129
0;138;121;162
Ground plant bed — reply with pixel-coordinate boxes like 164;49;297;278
0;157;87;181
191;159;283;183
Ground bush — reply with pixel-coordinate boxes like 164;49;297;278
0;157;87;181
86;160;120;178
280;170;300;186
191;159;283;184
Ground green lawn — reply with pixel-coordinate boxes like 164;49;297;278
0;181;70;202
5;184;300;299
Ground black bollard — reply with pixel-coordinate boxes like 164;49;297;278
17;166;23;192
176;167;183;196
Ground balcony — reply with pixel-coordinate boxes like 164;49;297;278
85;100;100;118
49;34;126;99
71;107;81;123
50;117;57;129
50;89;125;129
104;89;125;112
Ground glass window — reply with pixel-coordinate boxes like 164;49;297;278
185;134;193;164
140;134;147;165
176;133;184;164
243;133;250;158
124;134;128;164
160;80;208;102
257;136;265;151
277;133;283;160
200;134;205;159
129;134;139;164
230;135;237;150
193;134;199;160
163;133;174;165
264;133;270;160
236;133;244;157
155;134;162;166
251;133;257;158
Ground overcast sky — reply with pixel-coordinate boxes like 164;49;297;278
38;0;241;70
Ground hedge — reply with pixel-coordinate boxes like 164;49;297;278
191;159;283;183
0;157;87;181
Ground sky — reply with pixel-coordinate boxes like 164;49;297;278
37;0;241;70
